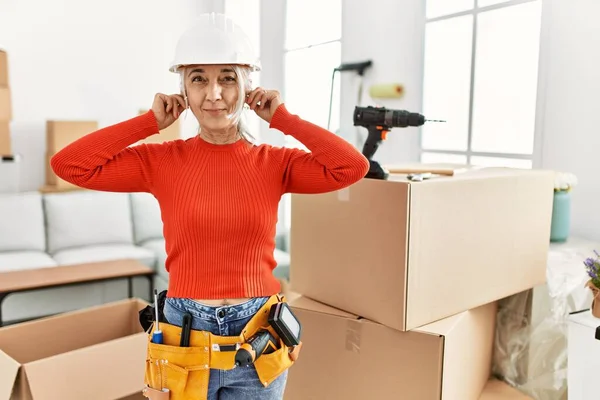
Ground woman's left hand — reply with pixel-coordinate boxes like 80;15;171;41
246;87;283;123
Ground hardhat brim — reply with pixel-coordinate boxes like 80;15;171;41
169;62;261;74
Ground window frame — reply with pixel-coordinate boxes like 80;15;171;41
282;0;342;146
421;0;542;167
280;0;343;232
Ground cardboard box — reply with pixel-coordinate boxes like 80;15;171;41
0;298;149;400
285;296;496;400
0;122;10;155
479;379;533;399
0;50;8;87
0;87;10;121
45;152;56;185
290;168;554;331
134;109;180;145
46;120;98;153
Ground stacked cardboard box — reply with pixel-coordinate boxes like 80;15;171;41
285;166;554;399
43;120;98;192
0;49;12;155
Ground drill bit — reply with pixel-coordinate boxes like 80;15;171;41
426;119;446;123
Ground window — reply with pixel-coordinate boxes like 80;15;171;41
421;0;542;169
283;0;342;150
282;0;343;229
224;0;262;141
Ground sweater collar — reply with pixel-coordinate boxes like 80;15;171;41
195;135;253;153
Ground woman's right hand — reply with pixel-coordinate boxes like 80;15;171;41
152;93;186;131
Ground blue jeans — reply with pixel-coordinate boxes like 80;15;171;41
163;296;288;400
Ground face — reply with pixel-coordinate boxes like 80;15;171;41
183;64;241;132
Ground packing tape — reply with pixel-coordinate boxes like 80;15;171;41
345;319;362;354
369;83;404;99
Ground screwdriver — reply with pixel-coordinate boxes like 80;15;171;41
151;289;163;344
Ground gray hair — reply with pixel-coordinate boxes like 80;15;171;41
179;65;255;142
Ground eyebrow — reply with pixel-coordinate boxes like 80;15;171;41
188;68;235;76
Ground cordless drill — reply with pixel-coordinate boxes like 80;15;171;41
235;329;278;367
353;105;445;180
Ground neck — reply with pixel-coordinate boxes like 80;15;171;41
199;126;241;145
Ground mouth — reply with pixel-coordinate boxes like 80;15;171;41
203;109;227;116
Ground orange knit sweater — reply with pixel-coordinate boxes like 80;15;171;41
51;104;369;299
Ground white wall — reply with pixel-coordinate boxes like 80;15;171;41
258;0;286;147
535;0;600;240
340;0;426;165
0;0;214;191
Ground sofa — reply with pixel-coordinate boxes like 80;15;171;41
0;190;290;323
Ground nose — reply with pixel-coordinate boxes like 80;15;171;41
205;81;222;102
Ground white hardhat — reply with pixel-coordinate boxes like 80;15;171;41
169;13;261;73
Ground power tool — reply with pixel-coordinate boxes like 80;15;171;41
234;301;302;367
268;301;302;347
235;329;278;367
353;105;445;180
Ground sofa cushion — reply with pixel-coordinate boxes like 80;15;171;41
140;239;168;281
44;191;134;254
130;192;163;244
0;192;47;252
0;251;58;272
52;244;156;269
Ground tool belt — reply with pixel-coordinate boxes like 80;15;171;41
142;294;301;400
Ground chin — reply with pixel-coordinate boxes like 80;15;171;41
200;118;235;131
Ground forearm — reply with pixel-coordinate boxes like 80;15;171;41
50;111;165;192
270;105;369;192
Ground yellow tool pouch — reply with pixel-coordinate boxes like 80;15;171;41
143;294;298;400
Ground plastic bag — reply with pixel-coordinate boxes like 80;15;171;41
492;239;594;399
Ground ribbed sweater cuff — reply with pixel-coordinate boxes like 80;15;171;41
269;104;299;133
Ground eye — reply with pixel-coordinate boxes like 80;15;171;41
220;76;237;84
191;76;206;83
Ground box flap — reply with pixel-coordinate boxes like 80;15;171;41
410;302;496;399
24;333;147;400
479;379;532;399
289;296;358;319
443;302;497;399
414;309;465;336
0;298;146;364
0;349;19;400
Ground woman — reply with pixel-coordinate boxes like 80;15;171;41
51;13;369;400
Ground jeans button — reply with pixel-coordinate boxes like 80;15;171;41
217;309;225;318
